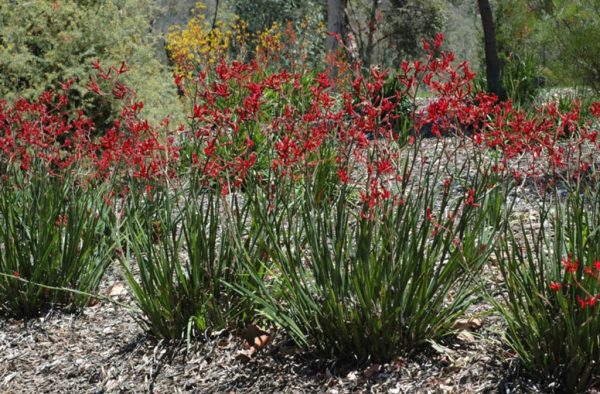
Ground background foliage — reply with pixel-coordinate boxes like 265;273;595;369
493;0;600;96
3;0;600;104
0;0;182;123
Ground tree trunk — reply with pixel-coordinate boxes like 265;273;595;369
477;0;506;100
211;0;220;30
364;0;379;67
327;0;346;76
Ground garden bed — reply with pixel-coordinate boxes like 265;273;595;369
0;137;554;394
3;40;600;393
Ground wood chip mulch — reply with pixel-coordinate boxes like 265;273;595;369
0;293;541;393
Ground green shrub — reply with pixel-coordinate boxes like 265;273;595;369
0;0;183;124
492;179;600;392
0;174;114;317
501;52;540;106
118;174;262;340
242;138;506;362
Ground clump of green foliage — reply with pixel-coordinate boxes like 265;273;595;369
0;0;182;124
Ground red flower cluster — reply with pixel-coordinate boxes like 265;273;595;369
472;98;599;182
173;32;600;227
0;62;178;193
0;90;93;177
563;256;579;274
93;101;178;186
577;294;600;310
552;257;600;310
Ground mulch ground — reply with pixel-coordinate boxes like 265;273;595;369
0;292;541;393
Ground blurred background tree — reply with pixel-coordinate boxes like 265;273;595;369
350;0;445;67
546;0;600;92
490;0;600;102
478;0;506;100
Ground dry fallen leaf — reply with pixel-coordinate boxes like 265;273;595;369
429;341;457;362
240;325;272;352
392;357;405;370
217;337;231;349
457;329;476;343
234;349;254;363
107;283;127;298
451;318;482;331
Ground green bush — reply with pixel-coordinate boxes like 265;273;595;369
118;170;263;340
0;174;114;317
242;139;506;362
492;179;600;392
501;52;540;106
0;0;182;124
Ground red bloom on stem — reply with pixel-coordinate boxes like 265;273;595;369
316;72;332;89
375;158;393;175
562;257;579;274
174;74;184;92
112;82;127;99
576;295;599;309
464;188;480;208
443;177;452;193
20;151;31;171
91;58;103;71
434;32;444;49
426;208;435;222
117;62;128;75
54;215;68;227
220;183;229;196
337;168;349;184
549;281;562;292
589;102;600;117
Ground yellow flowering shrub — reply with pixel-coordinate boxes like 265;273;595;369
166;2;328;81
166;2;249;74
255;22;283;64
